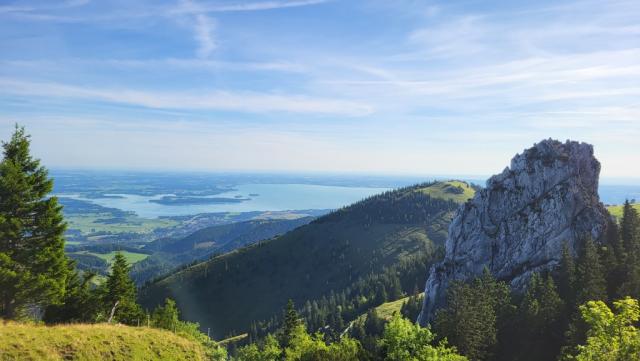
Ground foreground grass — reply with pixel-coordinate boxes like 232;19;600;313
0;322;209;361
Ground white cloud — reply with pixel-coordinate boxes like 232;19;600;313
177;0;218;58
0;78;373;116
171;0;330;14
193;13;217;58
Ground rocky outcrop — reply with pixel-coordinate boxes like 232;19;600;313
418;139;610;325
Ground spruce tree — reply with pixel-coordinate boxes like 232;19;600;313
618;202;640;298
103;251;143;324
43;262;99;323
575;237;607;305
515;273;564;361
280;299;302;348
0;126;68;319
557;242;576;307
620;200;639;256
152;298;179;331
434;269;511;361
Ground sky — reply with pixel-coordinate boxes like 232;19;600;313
0;0;639;179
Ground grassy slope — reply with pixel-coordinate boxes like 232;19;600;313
139;181;474;339
418;180;476;203
0;322;208;361
374;297;410;320
607;202;640;219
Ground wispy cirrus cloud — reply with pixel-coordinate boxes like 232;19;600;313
0;78;373;116
177;0;218;58
0;0;90;14
171;0;330;14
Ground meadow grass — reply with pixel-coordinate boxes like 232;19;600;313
417;180;476;203
0;322;209;361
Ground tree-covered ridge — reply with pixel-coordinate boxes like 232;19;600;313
140;180;473;338
131;216;315;285
247;251;435;343
317;180;475;225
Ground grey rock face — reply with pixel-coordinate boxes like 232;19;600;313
418;139;609;325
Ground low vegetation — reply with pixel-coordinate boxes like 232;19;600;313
0;322;211;361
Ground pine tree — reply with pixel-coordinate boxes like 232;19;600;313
557;242;576;307
363;308;385;337
43;261;99;323
279;299;302;348
0;126;68;319
515;273;564;361
152;298;179;331
618;202;640;298
103;251;143;325
620;200;640;256
575;237;607;305
434;269;511;361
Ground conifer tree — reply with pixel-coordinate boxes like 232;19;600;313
152;298;180;331
434;269;510;361
0;126;68;319
515;273;564;361
619;202;640;298
279;299;302;348
43;261;99;323
103;251;143;324
620;200;640;256
557;242;576;307
575;238;607;305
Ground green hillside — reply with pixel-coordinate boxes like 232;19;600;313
139;181;475;339
418;180;476;203
131;217;315;284
608;202;640;219
0;322;210;361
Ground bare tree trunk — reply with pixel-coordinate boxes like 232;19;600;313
107;301;119;323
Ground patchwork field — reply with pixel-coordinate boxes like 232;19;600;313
64;213;178;235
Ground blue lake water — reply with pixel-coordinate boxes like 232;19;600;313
63;183;391;218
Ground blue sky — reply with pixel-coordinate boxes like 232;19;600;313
0;0;639;179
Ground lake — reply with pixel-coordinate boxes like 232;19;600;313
61;183;391;218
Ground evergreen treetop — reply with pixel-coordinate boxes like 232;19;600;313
0;125;68;319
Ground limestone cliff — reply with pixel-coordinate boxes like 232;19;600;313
418;139;610;325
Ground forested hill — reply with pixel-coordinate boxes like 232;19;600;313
131;217;315;284
139;181;476;339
